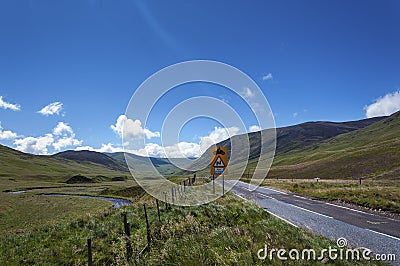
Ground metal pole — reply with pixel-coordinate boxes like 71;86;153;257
212;174;215;194
222;173;225;196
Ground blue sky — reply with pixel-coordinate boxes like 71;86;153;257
0;0;399;157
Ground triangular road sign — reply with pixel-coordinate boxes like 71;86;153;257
213;156;225;167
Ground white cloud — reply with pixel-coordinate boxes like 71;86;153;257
242;87;255;99
127;142;201;158
37;102;63;116
0;122;18;140
75;143;124;153
111;115;160;140
13;122;82;154
52;122;82;151
14;134;54;155
80;126;240;158
136;126;240;158
248;125;261;132
0;96;20;111
53;122;73;136
293;112;298;118
53;136;82;151
199;126;240;153
262;73;273;81
364;91;400;118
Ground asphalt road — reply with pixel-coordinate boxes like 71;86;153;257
224;180;400;265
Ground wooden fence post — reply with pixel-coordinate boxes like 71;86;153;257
171;187;174;205
163;192;168;210
123;213;133;261
143;204;152;250
87;238;93;266
156;199;161;222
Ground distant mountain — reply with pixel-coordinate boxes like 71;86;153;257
188;116;387;174
0;145;129;182
259;111;400;180
1;113;395;182
53;150;128;172
274;116;385;155
106;152;193;176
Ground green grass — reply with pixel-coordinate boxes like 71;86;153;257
0;193;385;265
0;192;112;234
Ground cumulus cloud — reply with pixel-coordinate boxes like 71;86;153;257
53;122;73;136
75;143;124;153
199;126;240;153
37;102;63;116
52;122;82;151
262;73;273;81
136;126;240;158
53;136;82;151
13;122;82;154
0;96;20;111
0;122;18;140
111;115;160;141
82;126;240;158
14;134;54;155
248;125;261;132
364;91;400;118
293;112;298;118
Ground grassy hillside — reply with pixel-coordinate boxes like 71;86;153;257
0;145;129;183
189;116;386;176
265;111;400;180
106;152;186;176
53;150;129;172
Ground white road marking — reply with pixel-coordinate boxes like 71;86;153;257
290;204;333;219
257;186;287;195
264;210;299;228
233;181;288;195
233;190;298;227
293;195;308;200
325;202;374;215
235;193;249;201
365;229;400;241
256;192;274;200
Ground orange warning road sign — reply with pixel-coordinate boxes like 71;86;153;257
210;146;228;175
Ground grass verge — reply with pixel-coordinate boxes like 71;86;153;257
0;193;386;265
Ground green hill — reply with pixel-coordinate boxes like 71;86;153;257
0;145;128;182
190;115;387;176
53;150;128;172
261;111;400;180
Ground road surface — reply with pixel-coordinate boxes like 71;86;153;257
224;180;400;265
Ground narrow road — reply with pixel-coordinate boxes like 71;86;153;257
225;180;400;265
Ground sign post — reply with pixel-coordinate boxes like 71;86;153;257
210;146;228;196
